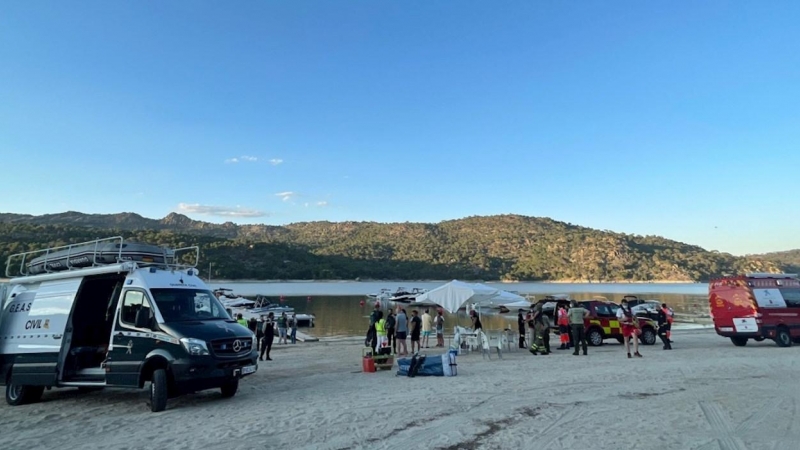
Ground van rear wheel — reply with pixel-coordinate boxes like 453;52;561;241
775;327;792;348
5;383;44;406
730;336;748;347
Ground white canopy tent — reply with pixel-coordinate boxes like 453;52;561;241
412;280;500;314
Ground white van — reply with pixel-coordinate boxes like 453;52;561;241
0;237;257;412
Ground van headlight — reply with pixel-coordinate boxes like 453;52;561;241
180;338;210;356
252;334;257;351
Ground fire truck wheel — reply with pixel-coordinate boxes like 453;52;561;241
775;327;792;348
730;336;748;347
587;328;603;346
639;328;656;346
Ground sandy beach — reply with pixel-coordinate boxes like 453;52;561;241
1;328;797;450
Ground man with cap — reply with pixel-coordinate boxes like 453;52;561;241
567;300;589;355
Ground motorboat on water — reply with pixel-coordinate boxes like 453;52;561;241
220;292;315;327
367;288;393;301
214;288;258;308
389;287;428;303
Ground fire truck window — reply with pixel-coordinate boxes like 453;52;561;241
781;288;800;307
595;305;614;317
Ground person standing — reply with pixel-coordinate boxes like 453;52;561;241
618;299;643;358
470;310;483;332
277;312;288;345
657;303;673;350
435;310;445;347
409;310;422;354
236;313;248;327
517;309;527;349
395;308;409;356
367;303;382;352
385;310;396;352
421;309;433;349
557;304;570;350
540;309;552;354
260;313;275;361
289;313;298;344
567;300;589;356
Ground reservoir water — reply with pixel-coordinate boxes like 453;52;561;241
209;281;709;337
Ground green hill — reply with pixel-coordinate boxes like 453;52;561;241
0;211;784;282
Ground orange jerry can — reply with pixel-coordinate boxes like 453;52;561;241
362;348;376;373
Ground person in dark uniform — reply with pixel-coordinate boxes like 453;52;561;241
567;300;589;356
517;309;527;349
260;312;275;361
385;310;396;352
470;310;482;331
657;303;673;350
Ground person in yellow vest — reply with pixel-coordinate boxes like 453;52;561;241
375;316;388;352
236;313;247;327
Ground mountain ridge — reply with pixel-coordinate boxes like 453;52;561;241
0;211;789;282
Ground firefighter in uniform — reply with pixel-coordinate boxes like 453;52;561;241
557;304;570;350
657;303;673;350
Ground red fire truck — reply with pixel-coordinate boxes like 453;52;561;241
709;273;800;347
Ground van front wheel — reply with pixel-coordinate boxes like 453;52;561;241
149;369;168;412
5;383;44;406
220;379;239;398
776;327;792;348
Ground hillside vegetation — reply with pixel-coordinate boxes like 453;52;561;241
0;211;786;282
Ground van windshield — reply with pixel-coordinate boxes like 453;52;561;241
150;288;230;322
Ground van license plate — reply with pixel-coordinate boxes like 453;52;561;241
241;365;256;375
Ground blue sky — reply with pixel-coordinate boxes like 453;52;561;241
1;2;798;256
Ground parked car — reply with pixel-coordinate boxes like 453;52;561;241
533;297;657;346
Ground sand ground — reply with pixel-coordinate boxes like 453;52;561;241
1;329;798;450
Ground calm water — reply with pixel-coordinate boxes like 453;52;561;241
211;281;710;338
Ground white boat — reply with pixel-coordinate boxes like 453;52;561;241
389;287;428;303
367;288;393;301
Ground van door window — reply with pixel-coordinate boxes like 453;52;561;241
781;288;800;307
120;291;152;326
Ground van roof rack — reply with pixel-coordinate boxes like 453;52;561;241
5;236;200;278
745;273;798;279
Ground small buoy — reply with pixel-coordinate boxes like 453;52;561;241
360;300;365;307
307;296;312;303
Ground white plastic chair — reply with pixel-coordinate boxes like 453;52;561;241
479;331;494;359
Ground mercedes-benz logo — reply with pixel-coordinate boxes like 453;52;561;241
232;340;242;352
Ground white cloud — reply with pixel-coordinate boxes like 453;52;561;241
224;155;258;164
274;191;296;202
269;158;284;166
176;203;268;218
316;201;328;207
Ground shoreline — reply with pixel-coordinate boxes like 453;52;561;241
208;278;703;284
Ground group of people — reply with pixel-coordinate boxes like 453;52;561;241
517;298;675;358
366;304;445;356
234;311;300;362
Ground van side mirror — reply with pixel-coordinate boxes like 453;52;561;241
135;308;151;329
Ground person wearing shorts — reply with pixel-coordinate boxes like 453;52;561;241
409;310;422;353
435;310;445;347
617;299;642;358
421;309;433;348
395;309;409;355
